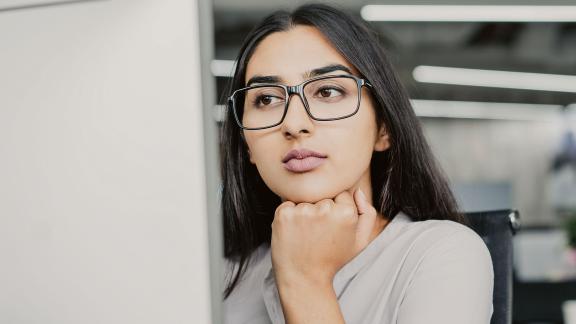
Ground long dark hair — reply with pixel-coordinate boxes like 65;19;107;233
220;3;464;299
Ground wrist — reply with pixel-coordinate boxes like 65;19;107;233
275;270;334;292
275;271;343;324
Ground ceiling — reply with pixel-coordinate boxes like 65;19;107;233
212;0;576;108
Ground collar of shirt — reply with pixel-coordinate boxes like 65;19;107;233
260;211;411;324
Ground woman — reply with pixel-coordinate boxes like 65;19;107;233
220;4;493;324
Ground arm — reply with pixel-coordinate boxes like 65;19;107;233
276;275;345;324
397;227;494;324
270;189;379;324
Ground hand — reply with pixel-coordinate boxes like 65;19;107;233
270;188;380;287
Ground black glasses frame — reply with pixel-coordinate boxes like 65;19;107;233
228;74;373;130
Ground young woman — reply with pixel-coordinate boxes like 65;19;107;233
220;4;494;324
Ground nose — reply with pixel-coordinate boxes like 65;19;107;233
280;93;315;139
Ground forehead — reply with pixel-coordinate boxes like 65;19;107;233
245;25;358;84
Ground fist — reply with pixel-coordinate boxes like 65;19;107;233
270;188;379;286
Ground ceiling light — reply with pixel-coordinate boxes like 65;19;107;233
411;99;563;121
413;66;576;93
361;5;576;22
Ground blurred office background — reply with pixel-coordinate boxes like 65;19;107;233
210;0;576;323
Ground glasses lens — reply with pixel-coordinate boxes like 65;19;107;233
234;86;286;129
303;76;359;120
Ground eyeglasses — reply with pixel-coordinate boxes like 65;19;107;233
228;74;372;130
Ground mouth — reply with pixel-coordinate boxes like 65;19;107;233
282;148;327;173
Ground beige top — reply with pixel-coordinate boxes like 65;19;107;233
223;211;494;324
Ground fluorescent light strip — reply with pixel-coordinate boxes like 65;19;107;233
361;5;576;22
411;99;563;121
413;66;576;93
211;59;236;77
213;101;564;123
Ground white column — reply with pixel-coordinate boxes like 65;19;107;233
0;0;214;323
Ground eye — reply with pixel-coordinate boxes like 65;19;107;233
254;95;282;107
259;95;272;105
317;87;343;98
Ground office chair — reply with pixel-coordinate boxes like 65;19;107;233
465;209;521;324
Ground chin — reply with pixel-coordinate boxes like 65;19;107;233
278;186;343;204
262;169;356;203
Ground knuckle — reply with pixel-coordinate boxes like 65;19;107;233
297;203;316;217
275;205;294;222
316;199;333;214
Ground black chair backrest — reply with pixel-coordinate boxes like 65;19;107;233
464;209;520;324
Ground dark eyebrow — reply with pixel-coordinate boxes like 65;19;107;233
246;75;282;87
306;64;353;78
245;64;354;87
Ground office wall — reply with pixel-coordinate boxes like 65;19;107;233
0;0;213;323
422;117;572;225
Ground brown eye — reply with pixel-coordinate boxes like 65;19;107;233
260;96;272;105
252;94;283;109
318;87;342;98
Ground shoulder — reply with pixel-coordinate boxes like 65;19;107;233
400;217;494;288
223;244;271;295
393;217;494;323
387;215;494;284
403;216;492;262
223;244;270;276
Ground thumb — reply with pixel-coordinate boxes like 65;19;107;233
353;188;378;251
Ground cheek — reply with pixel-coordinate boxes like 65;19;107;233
333;128;374;172
341;104;378;152
244;135;277;166
332;110;378;170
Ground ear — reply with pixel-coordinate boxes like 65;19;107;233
247;148;255;164
374;125;390;152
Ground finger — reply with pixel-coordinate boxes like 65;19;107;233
277;200;296;210
354;188;373;216
316;198;334;214
354;188;378;250
274;200;296;222
295;202;316;217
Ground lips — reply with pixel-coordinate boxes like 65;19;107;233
282;148;327;173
